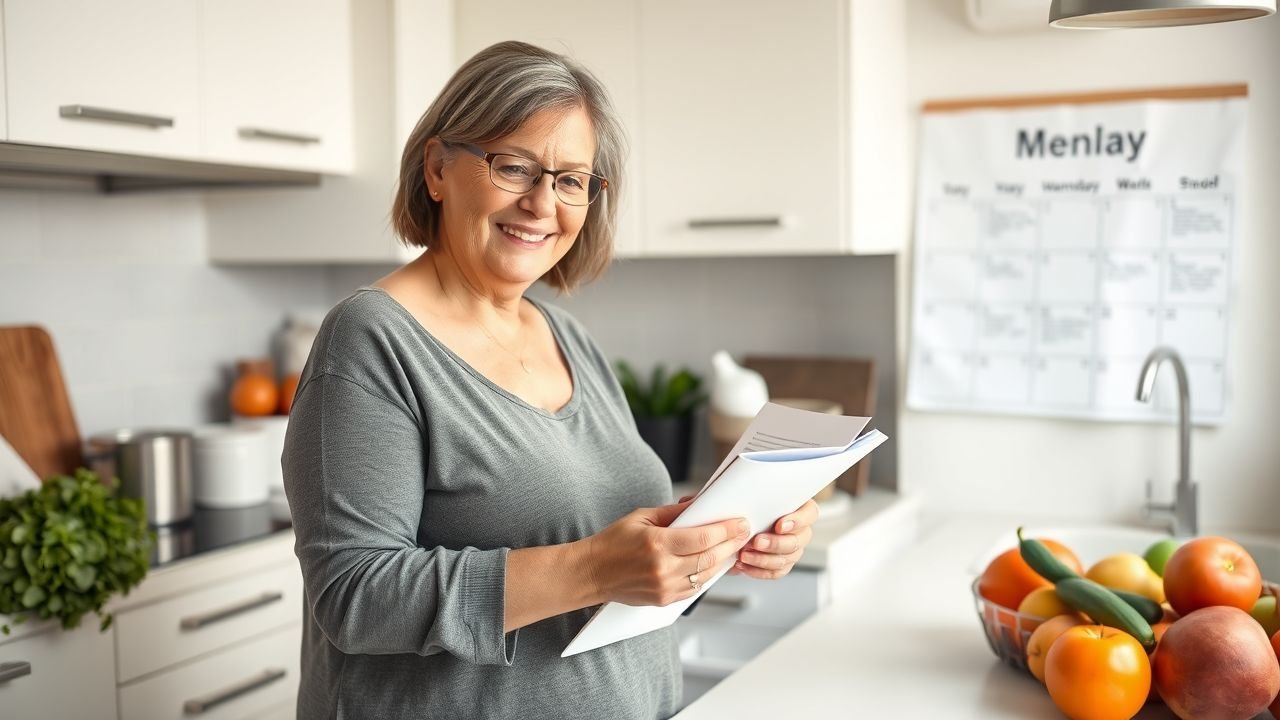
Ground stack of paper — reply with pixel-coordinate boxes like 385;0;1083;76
563;402;887;656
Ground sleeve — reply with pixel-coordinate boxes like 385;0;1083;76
282;370;518;665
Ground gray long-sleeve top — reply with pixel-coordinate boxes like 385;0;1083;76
282;287;681;719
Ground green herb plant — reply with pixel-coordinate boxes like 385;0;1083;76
0;468;152;634
614;361;707;417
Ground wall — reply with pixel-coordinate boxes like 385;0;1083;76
902;3;1280;531
329;254;900;489
0;189;332;439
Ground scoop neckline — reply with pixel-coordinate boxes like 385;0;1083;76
356;286;581;421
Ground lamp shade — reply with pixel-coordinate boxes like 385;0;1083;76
1050;0;1276;28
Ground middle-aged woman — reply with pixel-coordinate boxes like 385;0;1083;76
282;41;820;719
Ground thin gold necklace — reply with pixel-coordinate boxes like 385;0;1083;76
479;319;533;374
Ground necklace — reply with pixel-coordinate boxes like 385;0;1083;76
479;321;533;374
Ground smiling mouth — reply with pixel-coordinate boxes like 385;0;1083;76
498;224;554;244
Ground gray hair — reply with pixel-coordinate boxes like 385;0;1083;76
391;41;627;293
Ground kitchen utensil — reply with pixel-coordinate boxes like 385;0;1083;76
232;414;289;497
85;429;194;526
743;355;877;495
0;325;83;479
192;424;269;508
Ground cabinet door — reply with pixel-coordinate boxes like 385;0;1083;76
3;0;200;158
454;0;643;258
201;0;354;173
0;623;118;720
639;0;845;256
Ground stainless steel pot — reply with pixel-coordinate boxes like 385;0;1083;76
85;429;194;527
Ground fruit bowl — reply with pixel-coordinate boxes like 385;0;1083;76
971;577;1046;674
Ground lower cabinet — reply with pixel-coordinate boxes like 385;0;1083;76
0;621;118;720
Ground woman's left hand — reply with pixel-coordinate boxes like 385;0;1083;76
732;499;818;580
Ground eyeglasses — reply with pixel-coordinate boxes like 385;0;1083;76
450;142;608;207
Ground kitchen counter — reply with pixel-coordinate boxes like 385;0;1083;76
673;511;1188;719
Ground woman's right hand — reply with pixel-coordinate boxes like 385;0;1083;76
581;500;751;607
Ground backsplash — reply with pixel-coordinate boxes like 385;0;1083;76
0;189;333;438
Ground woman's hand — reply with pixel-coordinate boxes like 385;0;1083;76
731;499;818;580
581;500;751;607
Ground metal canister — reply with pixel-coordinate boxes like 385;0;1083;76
85;429;194;527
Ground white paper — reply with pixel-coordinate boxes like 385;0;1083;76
0;434;41;498
562;403;887;657
906;94;1244;425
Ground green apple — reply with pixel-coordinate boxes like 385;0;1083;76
1143;538;1180;577
1251;595;1280;637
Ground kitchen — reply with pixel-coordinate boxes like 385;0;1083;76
0;1;1278;718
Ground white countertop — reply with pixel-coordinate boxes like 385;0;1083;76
674;511;1186;719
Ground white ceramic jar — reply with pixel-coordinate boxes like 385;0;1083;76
192;424;269;508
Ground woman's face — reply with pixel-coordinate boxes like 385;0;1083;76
430;106;596;294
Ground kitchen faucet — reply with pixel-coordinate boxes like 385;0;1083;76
1135;346;1197;538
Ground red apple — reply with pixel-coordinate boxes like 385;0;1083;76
1153;606;1279;720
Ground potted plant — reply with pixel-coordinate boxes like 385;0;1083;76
0;468;152;634
614;361;707;483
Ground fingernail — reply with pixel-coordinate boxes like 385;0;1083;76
755;535;771;550
781;520;795;533
737;519;750;534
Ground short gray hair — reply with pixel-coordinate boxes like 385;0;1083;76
391;41;627;293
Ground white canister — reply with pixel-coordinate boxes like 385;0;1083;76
193;424;269;508
232;414;289;495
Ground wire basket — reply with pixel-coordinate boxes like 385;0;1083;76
971;577;1045;675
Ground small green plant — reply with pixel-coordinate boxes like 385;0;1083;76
0;468;152;634
614;360;707;417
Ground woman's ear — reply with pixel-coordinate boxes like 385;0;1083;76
423;138;447;200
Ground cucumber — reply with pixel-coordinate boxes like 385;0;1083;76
1109;589;1164;625
1016;527;1079;583
1054;576;1156;651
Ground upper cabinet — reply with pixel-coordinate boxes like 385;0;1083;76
201;0;354;174
3;0;202;159
454;0;642;258
640;0;907;256
0;0;354;176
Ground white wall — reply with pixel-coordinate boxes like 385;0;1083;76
901;3;1280;531
0;190;333;441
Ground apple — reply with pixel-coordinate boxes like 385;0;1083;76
1143;538;1180;577
1251;594;1280;637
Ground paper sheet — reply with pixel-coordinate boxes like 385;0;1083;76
562;403;887;657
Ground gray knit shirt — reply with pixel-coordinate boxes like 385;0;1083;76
282;287;681;720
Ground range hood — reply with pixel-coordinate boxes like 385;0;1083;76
0;142;321;193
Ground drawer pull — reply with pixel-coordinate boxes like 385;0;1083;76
700;593;754;610
58;104;175;128
180;591;284;630
0;661;32;683
238;127;321;145
182;667;286;715
687;216;783;229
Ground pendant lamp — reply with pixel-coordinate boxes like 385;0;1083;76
1049;0;1276;28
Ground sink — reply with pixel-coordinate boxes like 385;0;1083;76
970;524;1280;582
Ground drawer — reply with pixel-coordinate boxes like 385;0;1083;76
0;622;117;720
690;567;824;629
115;560;302;683
119;622;301;720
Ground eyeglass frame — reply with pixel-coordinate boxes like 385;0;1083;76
447;141;609;207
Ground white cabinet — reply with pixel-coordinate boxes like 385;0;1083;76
0;9;8;141
0;621;119;720
201;0;354;174
454;0;643;258
639;0;908;257
2;0;201;159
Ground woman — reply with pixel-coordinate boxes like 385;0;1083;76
283;41;819;719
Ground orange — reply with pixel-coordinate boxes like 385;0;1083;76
1146;620;1173;703
979;539;1083;610
231;373;279;417
1163;536;1262;616
1026;614;1086;682
279;373;300;415
1046;625;1150;720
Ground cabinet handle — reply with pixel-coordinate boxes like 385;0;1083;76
182;667;286;715
700;593;754;610
180;591;284;631
58;104;175;128
0;661;32;683
238;127;321;145
687;216;783;229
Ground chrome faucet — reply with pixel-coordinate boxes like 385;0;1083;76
1135;347;1198;537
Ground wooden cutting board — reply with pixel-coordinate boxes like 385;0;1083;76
0;326;83;481
743;355;877;495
